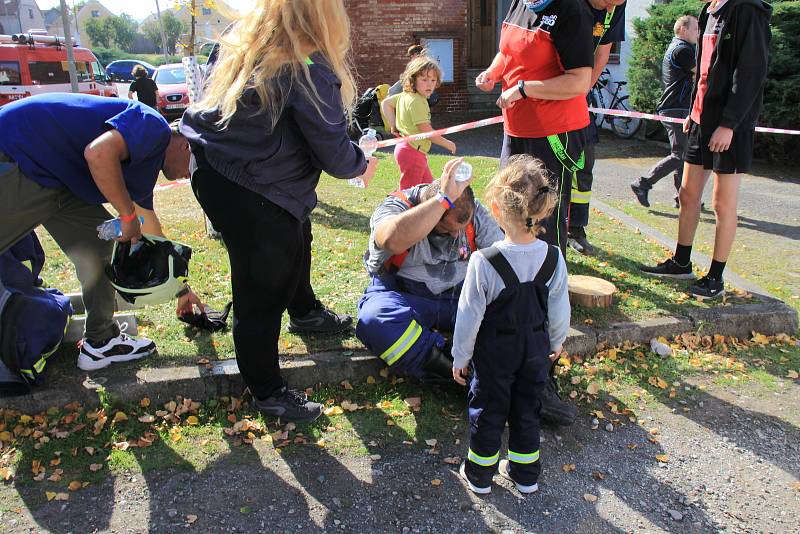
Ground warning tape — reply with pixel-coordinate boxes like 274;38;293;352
154;107;798;193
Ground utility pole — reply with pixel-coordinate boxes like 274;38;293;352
154;0;169;61
59;0;79;92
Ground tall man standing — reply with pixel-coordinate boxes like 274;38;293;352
567;0;627;256
631;15;699;208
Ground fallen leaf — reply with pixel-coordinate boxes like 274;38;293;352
586;382;600;395
787;370;799;379
138;414;155;423
627;443;637;450
340;380;353;390
366;376;376;384
592;471;606;481
140;397;151;408
792;481;800;491
562;464;576;473
0;468;13;481
431;479;442;486
47;469;63;482
0;431;12;442
425;439;438;447
89;464;103;472
379;367;390;378
404;397;422;410
316;439;326;448
67;481;82;491
45;491;57;501
112;412;128;424
655;454;669;463
186;416;200;426
369;454;381;461
49;458;61;467
386;419;395;427
584;493;598;503
323;406;344;416
186;515;198;524
443;456;461;465
378;400;393;410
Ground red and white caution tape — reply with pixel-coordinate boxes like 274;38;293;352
153;107;798;194
589;107;800;136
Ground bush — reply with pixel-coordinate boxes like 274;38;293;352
91;48;207;68
628;0;800;164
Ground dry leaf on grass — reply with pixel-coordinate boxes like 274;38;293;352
340;380;353;390
443;456;461;465
379;368;390;378
583;493;598;503
366;376;376;384
89;464;103;472
186;515;198;524
592;471;606;481
431;479;442;486
0;467;13;481
67;480;82;491
425;439;438;447
186;416;200;426
138;414;155;424
323;406;344;417
112;412;128;424
562;464;576;473
369;454;381;461
404;397;422;410
586;382;600;395
787;370;799;379
655;454;669;463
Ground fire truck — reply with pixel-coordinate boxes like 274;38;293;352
0;32;118;106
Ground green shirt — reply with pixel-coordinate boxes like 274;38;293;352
389;91;432;153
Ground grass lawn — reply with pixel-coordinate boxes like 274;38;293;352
607;200;800;315
33;150;765;367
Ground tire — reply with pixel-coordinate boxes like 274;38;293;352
611;96;642;139
590;91;605;130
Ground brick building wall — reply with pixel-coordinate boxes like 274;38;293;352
345;0;469;113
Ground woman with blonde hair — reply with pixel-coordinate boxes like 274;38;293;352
181;0;377;422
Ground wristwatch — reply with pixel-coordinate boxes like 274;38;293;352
517;79;527;99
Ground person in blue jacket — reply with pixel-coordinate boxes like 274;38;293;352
181;0;377;423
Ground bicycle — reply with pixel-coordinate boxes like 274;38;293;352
589;68;641;139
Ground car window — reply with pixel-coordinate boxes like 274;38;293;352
90;60;106;82
154;67;185;84
28;61;92;85
0;62;21;85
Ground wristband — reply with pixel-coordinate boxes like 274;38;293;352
436;192;455;210
517;79;527;99
119;212;138;223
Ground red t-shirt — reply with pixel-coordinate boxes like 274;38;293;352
497;0;594;138
690;3;727;124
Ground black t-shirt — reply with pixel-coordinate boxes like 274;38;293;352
589;1;626;49
658;36;696;112
128;77;158;108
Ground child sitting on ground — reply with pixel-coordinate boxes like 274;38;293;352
452;155;570;495
382;56;456;189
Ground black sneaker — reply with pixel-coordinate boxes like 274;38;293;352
539;378;577;426
687;275;725;301
288;301;353;334
567;227;595;256
252;386;323;422
419;344;455;386
673;195;681;209
631;181;651;208
640;258;695;279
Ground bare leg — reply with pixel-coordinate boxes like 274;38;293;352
710;172;741;262
677;162;712;247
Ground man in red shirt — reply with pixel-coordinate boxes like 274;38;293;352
474;0;595;427
641;0;771;300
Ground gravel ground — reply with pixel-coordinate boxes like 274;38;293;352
1;377;797;533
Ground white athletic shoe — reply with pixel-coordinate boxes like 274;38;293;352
459;462;491;495
498;460;539;494
78;332;156;371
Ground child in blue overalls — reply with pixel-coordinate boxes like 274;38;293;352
452;154;571;494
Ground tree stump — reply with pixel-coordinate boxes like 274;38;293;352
568;275;617;308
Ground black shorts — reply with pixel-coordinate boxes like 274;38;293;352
684;121;754;174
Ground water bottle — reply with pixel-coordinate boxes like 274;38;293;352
350;128;379;188
97;216;145;240
454;161;472;183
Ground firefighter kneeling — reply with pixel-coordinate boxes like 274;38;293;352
356;158;577;426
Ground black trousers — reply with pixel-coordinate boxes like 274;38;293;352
190;150;317;398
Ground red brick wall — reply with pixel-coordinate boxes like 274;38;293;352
345;0;468;113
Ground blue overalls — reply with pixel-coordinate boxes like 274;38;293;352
465;245;558;488
356;275;460;376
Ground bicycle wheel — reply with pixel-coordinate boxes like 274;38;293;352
590;91;605;130
611;96;642;139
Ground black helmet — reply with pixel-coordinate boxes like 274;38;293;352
106;234;192;306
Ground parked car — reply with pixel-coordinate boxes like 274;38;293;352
105;59;155;83
0;33;118;106
153;63;189;119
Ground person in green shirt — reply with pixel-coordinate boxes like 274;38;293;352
382;56;456;189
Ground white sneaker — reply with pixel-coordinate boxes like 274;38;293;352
459;462;491;495
78;332;156;371
498;460;538;494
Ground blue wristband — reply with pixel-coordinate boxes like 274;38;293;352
436;191;455;210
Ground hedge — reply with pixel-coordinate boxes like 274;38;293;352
628;0;799;164
91;47;208;68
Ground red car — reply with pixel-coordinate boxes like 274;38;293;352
153;63;189;119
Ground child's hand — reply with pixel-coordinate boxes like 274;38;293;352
452;367;469;386
683;117;692;134
549;345;565;362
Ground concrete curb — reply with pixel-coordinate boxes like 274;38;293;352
2;297;795;414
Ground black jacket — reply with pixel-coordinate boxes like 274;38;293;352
690;0;772;131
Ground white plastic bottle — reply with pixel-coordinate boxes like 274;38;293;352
96;217;145;240
350;128;378;188
454;161;472;183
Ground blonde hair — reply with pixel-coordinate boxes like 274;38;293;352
486;155;556;235
674;15;696;35
401;56;443;93
194;0;357;129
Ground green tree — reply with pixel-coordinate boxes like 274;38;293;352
628;0;800;163
83;17;112;49
162;11;187;55
107;14;138;52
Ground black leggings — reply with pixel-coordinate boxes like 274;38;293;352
190;152;315;398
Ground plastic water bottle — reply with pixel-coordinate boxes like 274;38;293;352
454;161;472;183
97;216;145;240
350;128;379;188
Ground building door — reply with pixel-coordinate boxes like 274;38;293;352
468;0;497;67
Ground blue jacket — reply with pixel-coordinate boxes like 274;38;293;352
180;53;368;221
